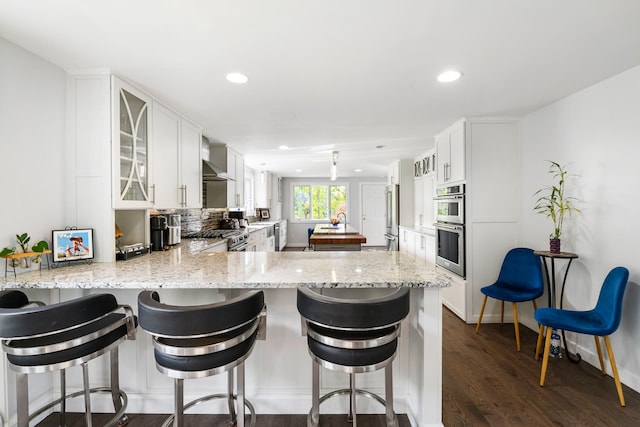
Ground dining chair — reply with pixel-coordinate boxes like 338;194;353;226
475;248;544;351
535;266;629;406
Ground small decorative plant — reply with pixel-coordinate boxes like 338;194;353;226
533;161;580;253
32;240;49;263
1;233;49;267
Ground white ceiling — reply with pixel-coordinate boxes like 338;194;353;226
2;0;640;178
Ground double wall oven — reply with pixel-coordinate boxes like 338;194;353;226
434;183;465;278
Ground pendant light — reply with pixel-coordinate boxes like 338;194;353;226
330;151;338;181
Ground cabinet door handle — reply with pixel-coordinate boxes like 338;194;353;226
180;185;187;206
151;184;156;204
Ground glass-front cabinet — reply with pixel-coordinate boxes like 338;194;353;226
113;77;152;208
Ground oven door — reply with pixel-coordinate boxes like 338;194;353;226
435;222;465;278
435;195;464;224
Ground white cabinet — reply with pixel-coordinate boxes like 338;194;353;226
414;231;435;267
414;150;435;230
436;119;465;185
152;103;202;209
113;77;153;208
400;227;416;260
279;219;287;250
207;145;245;208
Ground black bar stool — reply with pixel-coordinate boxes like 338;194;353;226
137;290;266;427
297;287;410;427
0;290;137;427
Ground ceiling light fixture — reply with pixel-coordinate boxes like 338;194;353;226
437;70;462;83
355;169;362;173
330;151;339;181
278;145;289;150
226;72;249;84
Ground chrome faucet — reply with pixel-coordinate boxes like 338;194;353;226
337;212;346;226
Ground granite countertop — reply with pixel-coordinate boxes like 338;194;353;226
0;245;450;290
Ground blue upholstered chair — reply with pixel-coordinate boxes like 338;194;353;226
475;248;544;351
534;266;629;406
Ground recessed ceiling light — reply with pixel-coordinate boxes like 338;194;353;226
295;169;302;172
226;72;249;84
437;70;462;83
355;169;362;172
278;145;289;150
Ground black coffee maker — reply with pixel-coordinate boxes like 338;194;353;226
150;215;167;251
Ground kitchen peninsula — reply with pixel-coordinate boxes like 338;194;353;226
310;223;367;251
0;250;449;426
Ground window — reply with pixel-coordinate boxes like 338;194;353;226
293;184;347;220
244;173;255;215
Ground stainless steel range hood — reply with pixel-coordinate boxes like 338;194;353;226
202;159;234;181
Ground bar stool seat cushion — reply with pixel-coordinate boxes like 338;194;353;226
154;330;258;372
307;335;397;367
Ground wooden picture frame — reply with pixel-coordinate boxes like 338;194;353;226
261;209;270;219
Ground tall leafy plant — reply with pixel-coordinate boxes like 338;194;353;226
533;161;580;240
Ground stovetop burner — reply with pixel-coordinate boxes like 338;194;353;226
182;229;244;239
182;229;249;251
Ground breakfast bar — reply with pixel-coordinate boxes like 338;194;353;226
0;249;449;426
310;224;368;251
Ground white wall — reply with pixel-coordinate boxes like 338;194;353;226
0;37;67;423
520;64;640;392
282;176;386;246
0;38;67;250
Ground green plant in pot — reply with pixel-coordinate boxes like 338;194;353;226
32;240;49;264
16;233;32;268
534;161;580;253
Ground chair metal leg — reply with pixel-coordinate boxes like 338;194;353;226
349;373;357;427
475;295;488;334
81;363;93;427
237;363;246;427
174;378;184;427
535;325;545;360
16;372;29;427
603;336;626;407
110;348;123;412
512;303;521;351
60;370;66;427
227;369;237;425
594;336;606;374
385;364;395;427
310;361;320;427
539;327;553;386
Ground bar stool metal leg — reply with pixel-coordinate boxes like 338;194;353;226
349;374;357;427
227;369;237;425
238;363;246;427
60;370;66;427
174;379;184;427
82;363;93;427
385;365;395;427
309;361;320;427
16;373;28;427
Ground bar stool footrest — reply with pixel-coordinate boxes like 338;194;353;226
307;388;398;427
29;387;128;427
161;393;256;427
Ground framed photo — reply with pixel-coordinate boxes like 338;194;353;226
261;209;270;219
52;229;94;262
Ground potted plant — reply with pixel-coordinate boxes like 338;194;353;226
32;240;49;264
534;161;580;253
16;233;32;268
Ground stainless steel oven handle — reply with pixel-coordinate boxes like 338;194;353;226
434;223;463;231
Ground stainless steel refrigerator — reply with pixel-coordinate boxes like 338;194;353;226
384;184;399;251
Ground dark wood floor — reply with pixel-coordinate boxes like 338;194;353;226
37;306;640;426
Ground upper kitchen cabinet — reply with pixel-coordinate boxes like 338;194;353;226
414;149;435;230
206;144;244;208
256;170;281;214
113;77;153;208
435;119;465;185
152;102;202;209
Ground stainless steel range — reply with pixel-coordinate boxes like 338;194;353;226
182;229;249;251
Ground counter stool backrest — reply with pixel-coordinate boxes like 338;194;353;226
297;287;410;330
138;290;265;338
0;292;120;339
